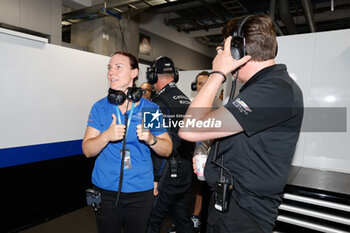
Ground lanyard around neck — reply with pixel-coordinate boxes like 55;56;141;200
115;101;135;140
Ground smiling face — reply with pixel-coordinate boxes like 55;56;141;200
107;54;138;92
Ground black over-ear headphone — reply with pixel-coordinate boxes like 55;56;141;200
191;78;197;91
228;15;251;60
108;87;144;105
223;15;278;60
146;56;179;85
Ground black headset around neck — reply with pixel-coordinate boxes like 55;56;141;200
107;87;144;105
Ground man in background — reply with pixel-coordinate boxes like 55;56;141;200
140;82;153;100
191;71;222;108
147;56;196;233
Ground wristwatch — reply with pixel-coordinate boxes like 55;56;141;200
149;134;158;146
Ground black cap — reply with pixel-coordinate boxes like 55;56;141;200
153;56;176;74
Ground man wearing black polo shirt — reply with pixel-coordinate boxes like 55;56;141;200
147;56;196;233
179;14;303;233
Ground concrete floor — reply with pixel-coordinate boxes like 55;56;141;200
19;207;98;233
19;206;173;233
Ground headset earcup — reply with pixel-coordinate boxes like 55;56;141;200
152;73;158;84
191;81;197;91
230;42;244;60
127;87;143;102
174;68;179;83
147;73;157;85
146;68;151;83
146;67;156;84
229;15;250;60
108;88;126;105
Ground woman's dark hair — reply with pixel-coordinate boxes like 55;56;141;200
112;51;139;85
222;14;277;61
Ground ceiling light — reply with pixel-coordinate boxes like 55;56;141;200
61;21;72;26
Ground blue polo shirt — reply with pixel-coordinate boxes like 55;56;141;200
87;97;166;193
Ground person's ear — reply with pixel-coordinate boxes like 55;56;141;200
131;68;139;79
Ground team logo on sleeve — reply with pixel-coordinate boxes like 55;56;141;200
233;98;252;115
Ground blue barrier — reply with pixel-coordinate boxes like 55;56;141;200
0;140;83;168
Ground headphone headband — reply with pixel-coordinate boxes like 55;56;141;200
235;15;251;38
225;15;252;60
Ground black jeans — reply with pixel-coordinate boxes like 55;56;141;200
149;160;195;233
95;187;154;233
206;194;264;233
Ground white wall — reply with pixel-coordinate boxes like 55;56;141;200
276;29;350;174
0;29;108;148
